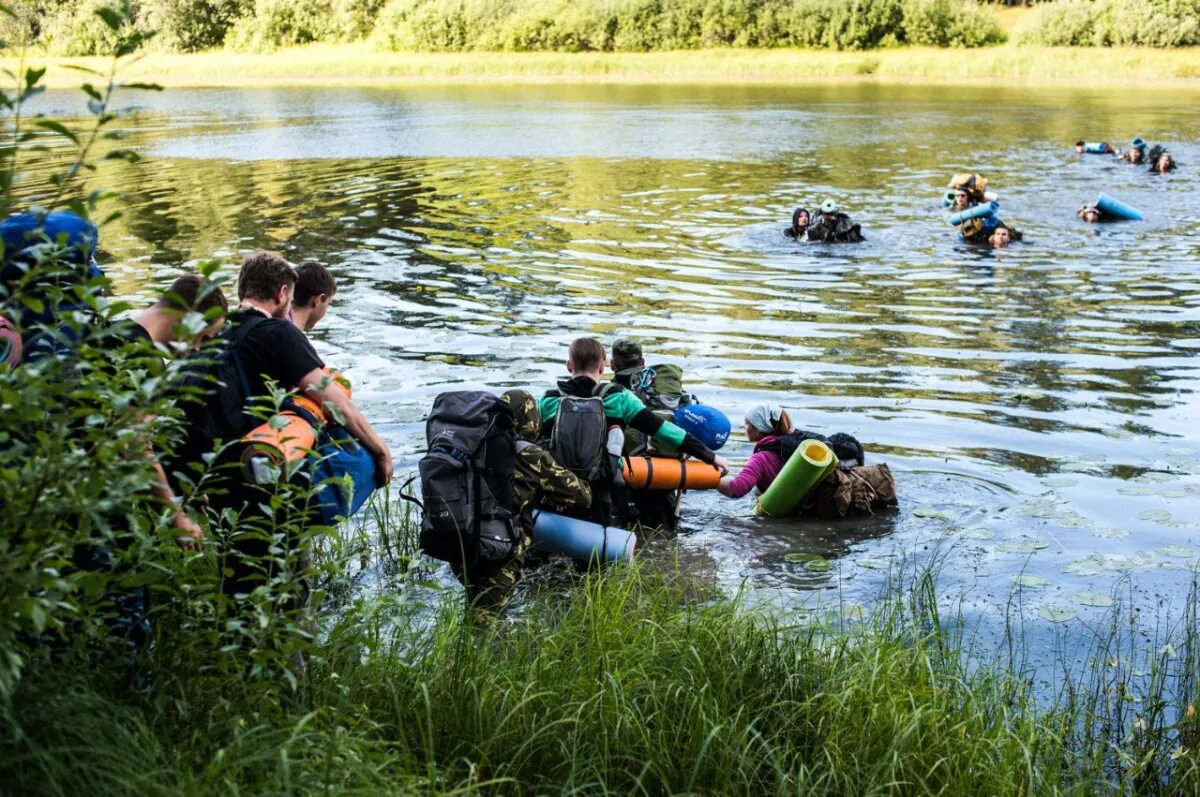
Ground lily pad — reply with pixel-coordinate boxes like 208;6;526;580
1013;574;1052;589
1094;528;1130;539
1039;605;1078;622
1156;545;1194;559
784;552;819;564
857;558;891;570
1139;509;1173;523
998;541;1050;554
1073;591;1115;608
1063;556;1105;576
963;528;995;540
913;506;953;522
1011;389;1046;402
804;557;833;573
1043;477;1079;488
1057;514;1095;529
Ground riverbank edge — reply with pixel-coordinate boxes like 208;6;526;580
14;44;1200;89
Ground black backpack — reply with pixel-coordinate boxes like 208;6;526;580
418;391;522;565
757;430;865;469
167;314;268;482
549;382;616;483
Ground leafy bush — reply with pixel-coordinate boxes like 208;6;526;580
225;0;338;50
138;0;249;52
903;0;1006;47
1016;0;1200;47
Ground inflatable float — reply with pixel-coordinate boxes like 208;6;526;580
672;404;731;451
622;456;722;490
531;510;637;563
756;438;838;518
1096;193;1143;221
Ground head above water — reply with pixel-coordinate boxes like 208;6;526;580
744;402;792;442
1075;140;1086;154
947;173;988;205
1078;204;1101;223
566;336;606;378
952;188;972;210
791;207;810;233
611;337;644;372
237;250;296;319
989;225;1012;248
1153;151;1175;173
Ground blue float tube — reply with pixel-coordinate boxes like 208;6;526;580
531;511;636;563
1084;142;1109;154
948;200;998;226
1096;193;1143;221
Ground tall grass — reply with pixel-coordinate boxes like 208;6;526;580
3;491;1199;795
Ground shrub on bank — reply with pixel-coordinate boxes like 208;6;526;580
1015;0;1200;47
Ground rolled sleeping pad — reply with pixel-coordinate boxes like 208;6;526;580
948;201;998;226
531;510;636;563
239;366;353;480
756;439;838;518
242;412;318;479
672;404;731;451
622;456;722;491
1096;193;1143;221
1084;142;1109;154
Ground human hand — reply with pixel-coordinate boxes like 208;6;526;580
374;447;394;485
712;455;729;476
173;511;204;551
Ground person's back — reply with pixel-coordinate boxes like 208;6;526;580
448;389;591;617
806;201;864;244
539;337;727;527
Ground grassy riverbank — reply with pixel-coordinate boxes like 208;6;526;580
17;44;1200;88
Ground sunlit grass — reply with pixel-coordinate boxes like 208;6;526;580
14;44;1200;88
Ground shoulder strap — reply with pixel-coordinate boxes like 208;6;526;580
514;440;534;454
594;380;618;399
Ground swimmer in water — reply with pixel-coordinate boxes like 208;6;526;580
989;225;1013;248
784;207;810;239
1078;204;1102;223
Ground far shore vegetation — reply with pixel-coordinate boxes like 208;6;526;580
14;44;1200;89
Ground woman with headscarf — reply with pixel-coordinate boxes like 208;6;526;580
717;402;794;498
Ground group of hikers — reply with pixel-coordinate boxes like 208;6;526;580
784;135;1178;249
3;209;898;645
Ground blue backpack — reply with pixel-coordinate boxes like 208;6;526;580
309;424;378;525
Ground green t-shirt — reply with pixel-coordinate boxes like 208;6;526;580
538;384;687;449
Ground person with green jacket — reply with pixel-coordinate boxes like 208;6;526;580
538;337;727;525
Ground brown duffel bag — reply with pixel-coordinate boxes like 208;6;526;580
808;463;898;520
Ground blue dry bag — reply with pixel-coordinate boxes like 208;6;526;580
310;425;378;524
673;404;731;451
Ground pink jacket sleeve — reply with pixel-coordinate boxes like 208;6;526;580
724;451;771;499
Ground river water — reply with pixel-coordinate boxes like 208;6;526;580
25;82;1200;669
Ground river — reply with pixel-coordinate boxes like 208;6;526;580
24;81;1200;673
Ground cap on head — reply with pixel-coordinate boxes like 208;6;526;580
819;200;839;214
611;337;643;371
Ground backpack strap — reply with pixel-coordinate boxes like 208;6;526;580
515;440;534;454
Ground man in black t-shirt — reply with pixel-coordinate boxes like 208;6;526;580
205;251;392;607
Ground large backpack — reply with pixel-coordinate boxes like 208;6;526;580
168;314;268;482
549;381;616;482
418;391;521;565
625;364;692;457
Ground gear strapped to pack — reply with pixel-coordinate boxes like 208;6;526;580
624;364;692;457
418;391;523;566
755;430;865;469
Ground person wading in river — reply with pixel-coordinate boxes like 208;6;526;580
538;337;727;527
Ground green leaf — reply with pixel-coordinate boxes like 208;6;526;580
0;4;14;20
36;120;78;145
62;64;103;76
1038;605;1077;623
120;82;163;92
104;149;141;163
24;67;45;90
1012;574;1051;589
96;6;125;32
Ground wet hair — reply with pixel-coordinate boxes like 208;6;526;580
157;274;228;317
1152;151;1175;173
237;250;296;301
568;337;605;372
294;260;336;307
1075;140;1085;148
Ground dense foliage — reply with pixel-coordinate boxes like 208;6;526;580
1015;0;1200;47
7;0;1008;53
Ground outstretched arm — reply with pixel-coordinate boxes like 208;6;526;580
296;368;393;485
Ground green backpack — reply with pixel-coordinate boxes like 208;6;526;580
623;364;693;457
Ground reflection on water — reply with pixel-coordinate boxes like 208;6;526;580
21;82;1200;637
